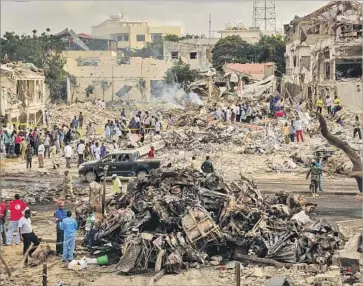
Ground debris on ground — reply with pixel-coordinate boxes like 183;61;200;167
78;167;341;275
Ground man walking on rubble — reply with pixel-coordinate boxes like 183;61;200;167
19;209;40;263
77;140;85;167
306;160;320;197
294;118;304;143
191;156;198;170
54;200;67;256
60;211;78;264
201;156;214;174
37;141;45;168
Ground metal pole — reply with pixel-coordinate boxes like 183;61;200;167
111;65;114;102
102;165;108;215
235;262;241;286
42;263;47;286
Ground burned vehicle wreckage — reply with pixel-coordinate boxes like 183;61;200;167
76;167;341;275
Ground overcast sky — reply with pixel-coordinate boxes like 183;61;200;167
1;1;330;36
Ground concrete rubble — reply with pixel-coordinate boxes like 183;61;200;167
75;167;343;277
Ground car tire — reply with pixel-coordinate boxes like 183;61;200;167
137;171;148;178
85;171;97;183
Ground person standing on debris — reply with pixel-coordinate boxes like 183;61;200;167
94;142;101;160
37;141;45;168
316;97;323;114
64;142;72;169
54;200;67;256
71;116;78;130
282;122;290;144
19;209;40;262
86;122;95;138
147;146;155;159
77;140;85;167
155;118;161;135
112;174;122;193
191;156;198;170
50;143;59;169
0;198;7;245
105;123;111;141
306;160;320;197
332;95;340;116
60;211;78;264
289;120;296;143
3;130;10;154
100;143;107;158
315;158;323;193
78;112;84;129
6;194;28;246
201;156;214;174
294;118;304;143
44;131;50;159
15;133;22;156
83;207;95;249
20;138;28;161
25;144;33;169
32;128;39;156
8;130;16;155
353;116;362;140
326;95;332;115
61;170;75;200
121;108;126;119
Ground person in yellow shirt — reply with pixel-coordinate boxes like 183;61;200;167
282;122;290;144
316;97;323;114
332;95;340;116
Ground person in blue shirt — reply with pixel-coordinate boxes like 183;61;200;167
54;200;67;256
71;116;78;129
60;211;78;263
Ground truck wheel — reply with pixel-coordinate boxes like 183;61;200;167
85;171;97;183
137;171;147;178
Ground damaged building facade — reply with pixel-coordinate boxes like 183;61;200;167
63;51;173;102
283;1;363;110
0;62;46;126
163;38;218;71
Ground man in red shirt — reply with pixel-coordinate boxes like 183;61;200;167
6;194;28;246
0;198;7;245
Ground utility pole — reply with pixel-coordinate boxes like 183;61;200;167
111;65;114;102
209;14;212;39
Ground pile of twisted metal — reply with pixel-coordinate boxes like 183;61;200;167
76;167;341;275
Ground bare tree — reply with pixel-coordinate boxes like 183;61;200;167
316;112;362;192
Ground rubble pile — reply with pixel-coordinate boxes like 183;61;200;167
81;168;341;275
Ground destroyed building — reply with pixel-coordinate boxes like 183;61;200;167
55;28;118;51
163;38;218;71
283;1;363;110
0;62;46;126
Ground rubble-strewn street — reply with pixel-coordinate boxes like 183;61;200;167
1;1;363;286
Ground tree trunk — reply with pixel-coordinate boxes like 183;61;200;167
316;112;362;192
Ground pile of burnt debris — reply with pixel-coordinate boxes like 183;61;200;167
78;168;341;275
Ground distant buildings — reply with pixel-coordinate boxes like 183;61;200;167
91;14;183;50
283;1;362;110
224;63;276;80
218;23;262;45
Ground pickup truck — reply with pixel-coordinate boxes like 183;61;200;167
79;150;161;182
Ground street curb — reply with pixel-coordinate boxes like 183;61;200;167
261;190;360;196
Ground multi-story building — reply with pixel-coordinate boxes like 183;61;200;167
0;62;46;126
283;1;362;110
91;14;183;50
163;38;218;71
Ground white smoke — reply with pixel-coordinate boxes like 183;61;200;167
152;81;204;107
